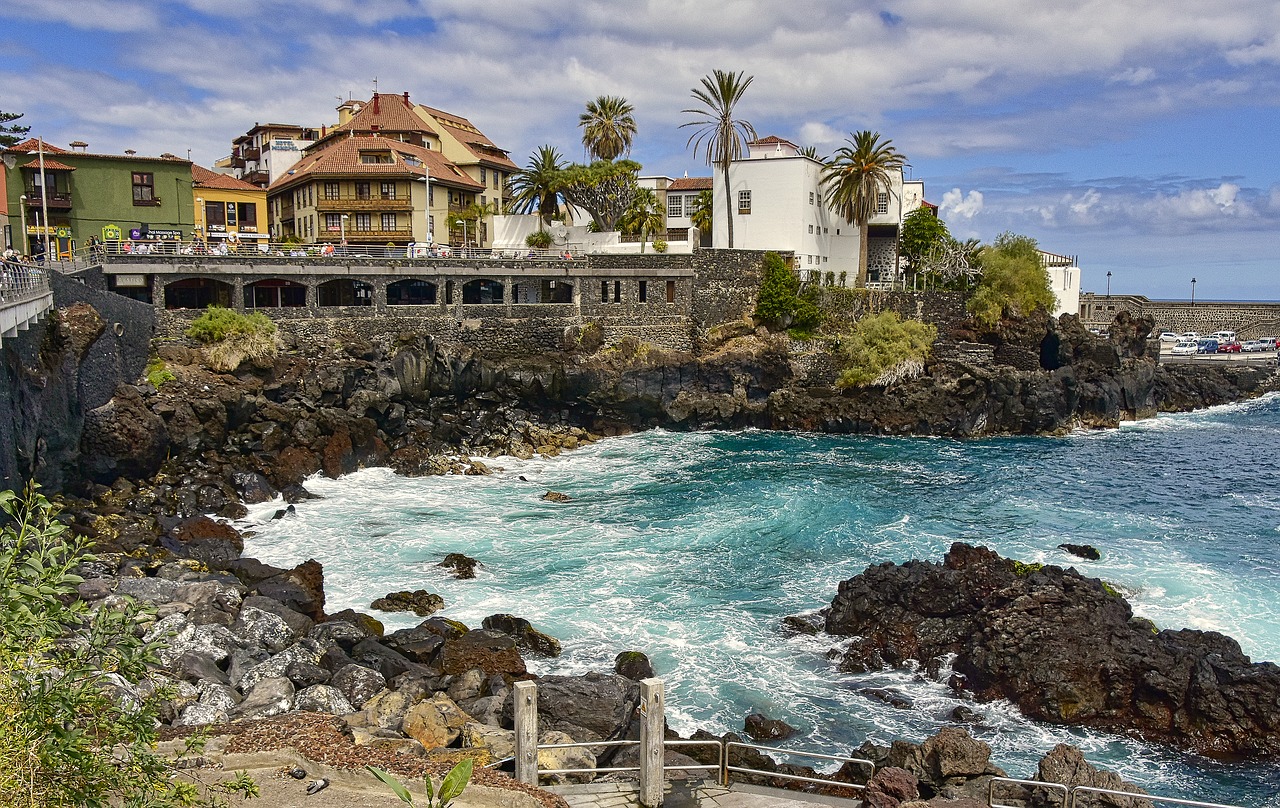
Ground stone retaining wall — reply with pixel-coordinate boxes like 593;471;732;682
1081;293;1280;338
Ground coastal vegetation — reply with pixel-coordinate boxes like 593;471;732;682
681;69;757;249
555;159;642;232
185;305;279;372
367;758;473;808
0;110;30;147
145;357;176;387
968;232;1056;327
506;145;566;228
620;187;665;252
579;95;637;161
524;229;553;249
821;131;908;287
0;485;256;807
834;311;937;388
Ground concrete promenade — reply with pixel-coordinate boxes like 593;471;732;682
547;780;861;808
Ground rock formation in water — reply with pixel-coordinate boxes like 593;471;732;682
823;542;1280;759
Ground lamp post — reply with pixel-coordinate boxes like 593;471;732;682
1106;271;1111;298
1191;277;1196;306
196;196;205;242
340;213;349;254
18;194;27;255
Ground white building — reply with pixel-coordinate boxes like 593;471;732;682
711;136;925;287
229;123;320;189
1039;250;1081;317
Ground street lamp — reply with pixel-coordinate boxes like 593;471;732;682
1191;277;1196;306
196;196;205;240
18;194;27;254
1106;271;1111;298
340;213;349;254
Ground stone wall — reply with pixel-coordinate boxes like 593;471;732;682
1080;293;1280;338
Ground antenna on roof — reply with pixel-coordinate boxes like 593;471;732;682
371;76;379;94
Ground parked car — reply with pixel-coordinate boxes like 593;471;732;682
1212;331;1238;344
1257;337;1278;351
1197;339;1220;354
1158;332;1179;342
1218;340;1242;353
1241;340;1265;352
1181;331;1200;341
1171;340;1198;356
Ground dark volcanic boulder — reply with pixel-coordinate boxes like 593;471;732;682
613;651;655;680
370;589;444;617
824;543;1280;759
508;672;639;742
1058;543;1101;561
252;559;326;621
163;516;244;569
80;384;171;484
438;629;526;677
438;552;480;579
482;614;561;657
743;712;796;742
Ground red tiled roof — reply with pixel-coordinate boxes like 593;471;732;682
748;135;799;148
269;136;484;193
333;92;438;137
19;157;76;171
5;138;70;154
193;164;262;191
669;177;712;191
417;105;517;169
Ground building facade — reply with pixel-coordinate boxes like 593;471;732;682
230;123;320;189
1039;250;1081;317
192;165;268;248
1;138;194;257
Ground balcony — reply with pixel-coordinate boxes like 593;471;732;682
229;155;246;169
242;146;261;160
24;189;73;210
244;170;270;186
315;195;413;212
346;229;413;242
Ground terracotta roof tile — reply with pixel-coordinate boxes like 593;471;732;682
417;105;517;169
193;164;263;191
18;157;76;171
269;136;484;193
333;93;438;137
669;177;712;191
4;138;70;154
748;135;798;148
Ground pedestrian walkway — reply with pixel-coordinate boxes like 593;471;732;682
546;779;861;808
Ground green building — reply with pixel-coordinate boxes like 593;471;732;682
2;138;195;258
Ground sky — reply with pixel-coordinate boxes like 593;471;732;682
3;0;1279;300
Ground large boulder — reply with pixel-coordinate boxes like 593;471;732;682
438;629;527;677
162;516;244;569
511;672;639;742
371;589;444;617
402;693;473;749
330;663;386;710
482;614;562;657
536;730;595;785
1035;745;1151;808
294;684;356;716
234;676;295;721
80;384;171;484
252;559;326;621
824;543;1280;759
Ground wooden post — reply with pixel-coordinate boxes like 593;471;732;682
514;680;538;785
638;677;664;808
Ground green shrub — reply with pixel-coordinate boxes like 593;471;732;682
755;251;802;329
967;232;1056;327
185;307;279;372
525;230;553;249
1011;560;1045;576
144;358;176;388
368;758;473;808
652;239;668;253
835;312;936;388
0;484;257;807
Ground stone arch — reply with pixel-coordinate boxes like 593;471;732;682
245;278;307;308
386;278;439;306
461;278;504;305
163;277;233;310
318;278;374;307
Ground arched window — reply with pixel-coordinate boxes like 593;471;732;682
244;279;307;308
318;279;374;307
163;278;233;310
386;279;438;305
461;279;504;304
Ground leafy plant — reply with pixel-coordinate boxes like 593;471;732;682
1011;560;1045;576
525;230;553;249
368;758;473;808
652;239;668;253
681;69;756;249
835;311;937;388
144;357;176;388
968;231;1055;327
754;251;801;329
185;306;280;372
0;484;258;807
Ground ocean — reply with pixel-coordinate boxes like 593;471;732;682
241;394;1280;806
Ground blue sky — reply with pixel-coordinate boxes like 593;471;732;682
3;0;1279;299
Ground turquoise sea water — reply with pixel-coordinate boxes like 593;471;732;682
241;395;1280;806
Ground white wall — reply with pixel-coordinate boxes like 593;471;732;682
1049;265;1081;317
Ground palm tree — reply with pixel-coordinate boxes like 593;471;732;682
579;96;637;161
820;130;908;287
621;188;665;253
689;188;714;236
798;146;820;159
447;200;499;249
508;145;565;228
681;70;756;249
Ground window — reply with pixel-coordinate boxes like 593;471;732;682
601;281;609;303
205;201;226;228
807;255;813;264
638;280;647;303
480;167;487;184
325;213;342;232
354;213;372;231
665;280;675;303
493;171;500;190
131;172;155;205
808;224;813;234
238;202;257;227
380;182;396;200
359;151;392;164
613;281;621;303
809;192;815;205
876;192;888;215
356;182;371;200
381;213;397;231
404;156;422;167
737;190;751;214
668;195;683;218
428;186;434;205
324;182;339;200
428;214;434;235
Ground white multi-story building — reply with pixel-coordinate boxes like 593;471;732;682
229;123;320;189
711;136;926;287
1039;250;1082;317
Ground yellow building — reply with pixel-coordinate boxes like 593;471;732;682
192;165;268;249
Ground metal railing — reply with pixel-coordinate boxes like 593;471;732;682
1;261;52;303
85;240;585;261
986;777;1243;808
724;741;871;792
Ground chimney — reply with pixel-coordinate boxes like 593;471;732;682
372;93;380;114
403;91;411;107
124;149;137;156
69;140;88;152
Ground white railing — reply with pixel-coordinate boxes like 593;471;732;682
87;241;585;261
1;260;52;303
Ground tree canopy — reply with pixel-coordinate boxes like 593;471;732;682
689;188;714;234
556;159;642;232
899;208;951;274
967;231;1056;327
0;110;29;148
579;96;637;162
620;187;665;252
821;131;907;286
507;145;565;228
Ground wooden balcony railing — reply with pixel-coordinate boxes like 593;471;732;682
315;196;413;212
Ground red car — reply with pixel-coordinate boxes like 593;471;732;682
1218;341;1243;353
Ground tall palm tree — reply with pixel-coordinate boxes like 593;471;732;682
507;145;565;229
820;130;908;287
681;70;756;249
689;188;714;236
798;146;820;159
621;188;665;253
447;200;499;248
579;96;637;161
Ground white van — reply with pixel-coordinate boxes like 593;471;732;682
1212;330;1237;343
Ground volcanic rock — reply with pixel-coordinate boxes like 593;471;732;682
482;613;562;657
370;589;445;617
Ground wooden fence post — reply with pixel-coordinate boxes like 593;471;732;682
514;680;538;785
638;677;665;807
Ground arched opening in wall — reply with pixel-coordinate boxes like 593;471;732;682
163;278;233;310
540;279;573;304
461;279;504;305
387;279;438;305
319;279;374;307
245;279;307;308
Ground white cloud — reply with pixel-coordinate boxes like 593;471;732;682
1109;67;1156;85
941;189;984;220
